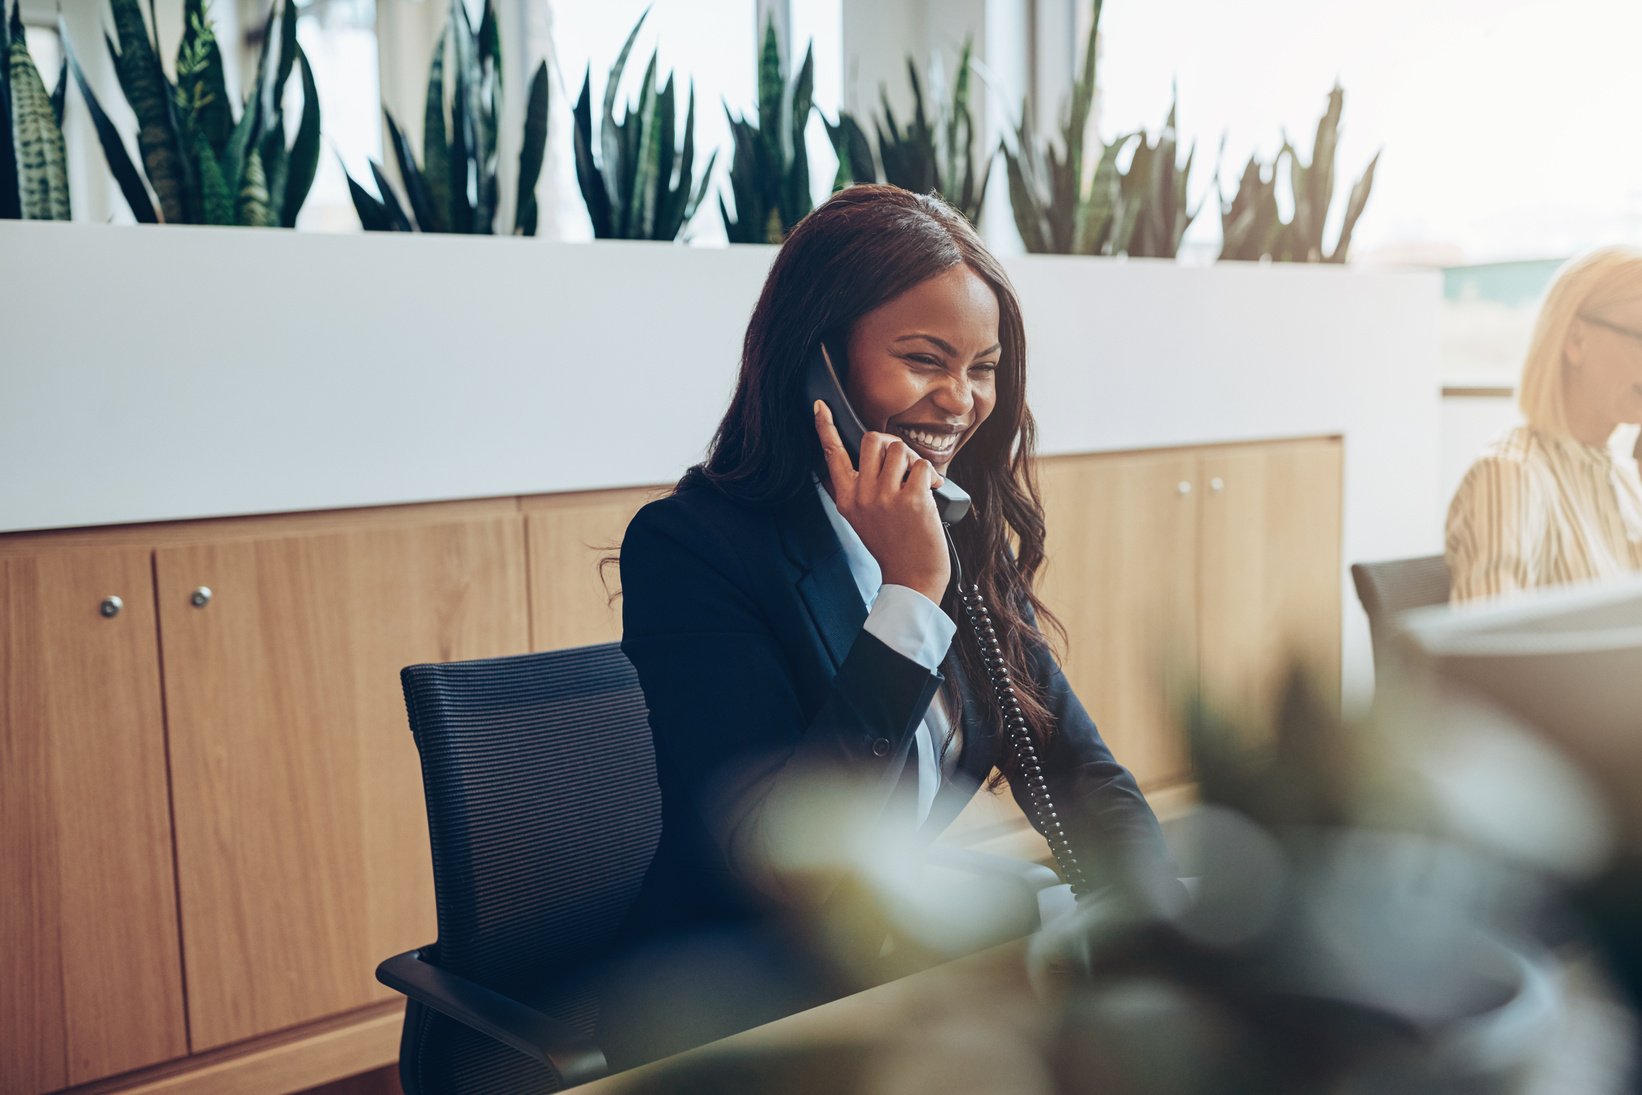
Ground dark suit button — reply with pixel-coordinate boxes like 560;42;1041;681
871;738;890;757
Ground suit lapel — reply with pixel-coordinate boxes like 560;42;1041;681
777;486;866;672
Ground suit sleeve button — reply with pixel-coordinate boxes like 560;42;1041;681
871;738;891;757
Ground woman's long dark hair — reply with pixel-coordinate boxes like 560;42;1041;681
687;184;1066;780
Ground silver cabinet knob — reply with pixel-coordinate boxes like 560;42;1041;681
1210;477;1225;493
1176;481;1192;495
100;595;123;618
190;586;213;608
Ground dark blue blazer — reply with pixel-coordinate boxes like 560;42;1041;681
617;477;1175;946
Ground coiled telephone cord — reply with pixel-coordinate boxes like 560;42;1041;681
943;525;1089;897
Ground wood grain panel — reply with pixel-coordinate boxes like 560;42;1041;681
0;497;522;557
0;548;188;1092
64;1002;403;1095
1197;438;1343;738
522;487;664;652
1037;451;1200;788
156;517;529;1050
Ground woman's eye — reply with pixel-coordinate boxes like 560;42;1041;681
904;354;942;368
972;363;1000;377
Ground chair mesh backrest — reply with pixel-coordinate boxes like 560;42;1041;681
400;642;661;987
1351;555;1452;678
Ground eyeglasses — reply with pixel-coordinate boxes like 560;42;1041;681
1579;313;1642;346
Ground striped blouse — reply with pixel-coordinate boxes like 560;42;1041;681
1446;426;1642;604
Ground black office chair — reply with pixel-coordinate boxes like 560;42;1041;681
1350;554;1452;681
378;642;1063;1091
378;642;658;1093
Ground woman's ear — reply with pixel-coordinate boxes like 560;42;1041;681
1565;316;1587;368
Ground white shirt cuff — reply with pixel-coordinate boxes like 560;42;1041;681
863;585;956;672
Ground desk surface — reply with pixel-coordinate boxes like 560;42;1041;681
578;938;1636;1095
580;938;1038;1093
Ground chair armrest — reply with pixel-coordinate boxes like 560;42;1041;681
377;948;607;1087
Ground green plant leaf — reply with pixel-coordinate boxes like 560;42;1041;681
600;8;645;230
447;0;477;232
514;59;548;236
572;68;612;237
8;28;70;219
1327;148;1379;263
780;41;814;235
472;1;498;233
178;0;231;153
1003;139;1048;252
221;86;258;198
61;21;156;222
49;54;64;129
422;30;449;233
0;2;19;219
258;125;287;223
383;109;433;231
62;35;155;222
825;110;874;190
188;126;232;224
279;45;319;227
637;69;673;239
620;51;659;237
368;158;414;231
236;145;272;225
109;0;187;222
478;0;500;86
267;0;298;133
756;17;780;141
343;159;397;231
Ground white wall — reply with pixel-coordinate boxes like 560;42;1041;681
0;221;1440;712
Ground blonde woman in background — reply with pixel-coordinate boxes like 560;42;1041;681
1447;247;1642;603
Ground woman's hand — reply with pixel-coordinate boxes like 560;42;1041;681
814;400;952;603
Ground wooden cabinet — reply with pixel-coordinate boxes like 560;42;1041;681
1037;449;1201;787
1198;439;1344;734
522;488;661;652
1037;437;1343;789
155;515;529;1050
0;444;1340;1092
0;548;188;1092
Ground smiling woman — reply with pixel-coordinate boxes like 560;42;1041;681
1447;246;1642;603
603;183;1180;1067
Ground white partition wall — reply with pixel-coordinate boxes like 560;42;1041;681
0;221;1440;705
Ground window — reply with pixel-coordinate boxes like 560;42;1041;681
1091;0;1642;265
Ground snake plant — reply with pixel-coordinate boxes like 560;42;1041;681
1122;96;1200;258
1001;0;1139;254
1276;84;1380;263
2;1;70;220
346;0;547;235
828;38;989;224
722;18;814;244
64;0;318;226
572;10;715;241
1218;152;1282;261
1218;85;1379;263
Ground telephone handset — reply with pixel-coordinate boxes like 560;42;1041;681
805;342;1089;896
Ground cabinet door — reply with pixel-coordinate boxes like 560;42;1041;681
0;549;188;1091
156;517;528;1050
523;487;660;651
1197;439;1343;738
1038;451;1199;788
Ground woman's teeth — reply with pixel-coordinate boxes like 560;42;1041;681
894;426;959;455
